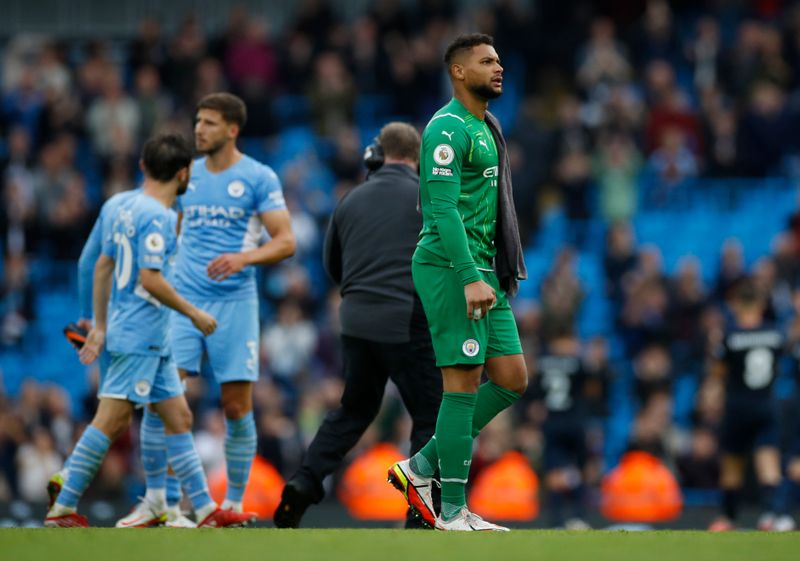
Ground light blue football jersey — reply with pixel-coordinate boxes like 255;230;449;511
173;155;286;301
102;192;178;356
78;189;141;319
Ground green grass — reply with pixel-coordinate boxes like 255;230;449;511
2;529;799;561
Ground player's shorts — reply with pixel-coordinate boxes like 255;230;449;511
720;401;779;456
99;352;183;405
97;349;111;388
543;418;588;471
412;261;522;367
170;297;259;383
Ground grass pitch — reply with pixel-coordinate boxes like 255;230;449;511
2;529;799;561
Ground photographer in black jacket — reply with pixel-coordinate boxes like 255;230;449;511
275;122;442;528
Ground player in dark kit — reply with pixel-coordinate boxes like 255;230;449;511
772;311;800;531
707;279;784;531
533;330;592;529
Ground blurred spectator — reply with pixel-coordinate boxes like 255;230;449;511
2;65;43;137
646;126;698;206
593;130;642;222
552;97;592;245
0;253;35;348
329;127;364;185
633;343;673;407
0;403;26;499
576;17;632;93
721;21;763;99
687;17;722;93
668;257;708;371
737;81;789;176
102;157;135;199
583;336;614;420
714;239;746;303
224;16;278;93
279;32;314;96
349;16;386;95
509;97;554;241
129;18;168;73
676;426;720;489
76;41;114;102
37;42;71;97
193;57;229;106
644;60;701;155
165;16;207;107
757;27;792;90
627;391;673;457
635;0;681;66
133;64;172;143
36;79;82;146
703;108;739;177
224;16;278;136
16;426;61;502
621;276;670;354
262;300;319;409
603;221;638;305
86;69;140;162
42;385;74;460
540;247;585;340
1;151;38;255
307;52;355;137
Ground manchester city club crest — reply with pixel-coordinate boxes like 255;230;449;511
462;338;480;357
227;180;245;198
134;379;151;397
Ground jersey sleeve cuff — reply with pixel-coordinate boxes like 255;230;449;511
455;264;481;285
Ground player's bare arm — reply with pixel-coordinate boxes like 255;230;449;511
80;254;115;365
206;208;295;281
139;268;217;335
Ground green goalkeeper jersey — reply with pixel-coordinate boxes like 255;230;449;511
414;97;499;285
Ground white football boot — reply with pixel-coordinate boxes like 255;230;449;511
115;498;167;528
164;505;197;528
435;507;509;532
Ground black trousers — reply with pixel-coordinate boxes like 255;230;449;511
291;332;442;503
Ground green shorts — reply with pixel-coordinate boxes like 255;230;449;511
412;261;523;367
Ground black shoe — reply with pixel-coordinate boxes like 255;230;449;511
274;481;314;528
404;507;434;529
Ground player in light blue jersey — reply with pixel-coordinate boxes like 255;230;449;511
50;187;194;528
46;188;139;505
78;189;141;327
168;92;295;513
45;134;255;528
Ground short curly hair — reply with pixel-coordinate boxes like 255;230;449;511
443;33;495;66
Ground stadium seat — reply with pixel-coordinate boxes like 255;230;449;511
337;443;407;521
601;451;683;522
469;451;539;521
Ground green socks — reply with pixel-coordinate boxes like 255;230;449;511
412;381;520;476
434;392;477;518
470;381;520;438
411;382;519;520
410;381;521;519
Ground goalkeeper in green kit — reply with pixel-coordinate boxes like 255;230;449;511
388;33;528;532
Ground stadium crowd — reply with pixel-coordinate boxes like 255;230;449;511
2;0;800;524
